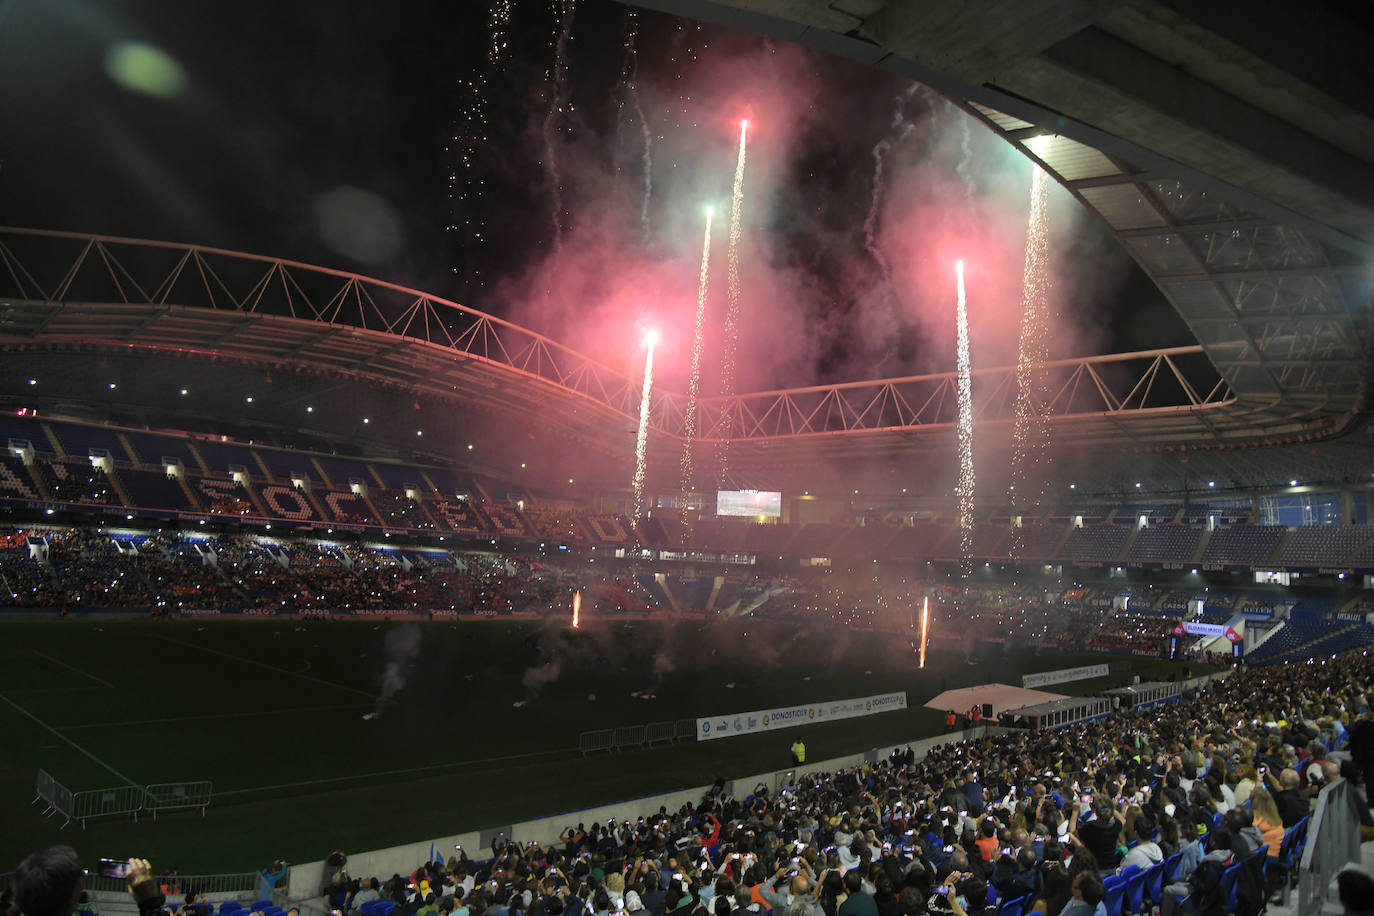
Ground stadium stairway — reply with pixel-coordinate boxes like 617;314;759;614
239;482;272;518
1266;839;1374;916
117;431;142;466
1189;527;1212;564
1117;524;1143;564
1270;529;1296;566
41;422;67;457
705;576;724;613
18;460;48;497
173;472;205;511
299;487;334;523
105;468;136;510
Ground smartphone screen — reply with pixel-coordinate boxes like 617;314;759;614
99;859;131;879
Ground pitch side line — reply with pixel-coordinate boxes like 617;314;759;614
30;650;115;689
0;690;143;788
153;634;374;698
58;702;372;731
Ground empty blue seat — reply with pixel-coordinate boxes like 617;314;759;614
252;903;272;912
997;895;1028;916
1102;876;1127;916
1142;860;1166;909
1123;867;1148;915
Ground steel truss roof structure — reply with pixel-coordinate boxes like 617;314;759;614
962;103;1372;430
0;226;1294;470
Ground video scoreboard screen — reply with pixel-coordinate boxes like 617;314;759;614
716;489;781;518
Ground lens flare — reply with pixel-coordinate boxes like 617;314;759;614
717;119;749;485
955;259;975;579
1008;165;1052;560
632;333;657;520
680;209;714;542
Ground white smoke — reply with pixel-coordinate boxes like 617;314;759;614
372;624;422;716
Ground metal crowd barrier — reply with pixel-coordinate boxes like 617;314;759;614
73;785;147;828
578;729;614;757
145;780;214;818
81;872;260;895
612;725;647;750
1296;778;1363;914
32;770;213;829
578;719;699;756
645;721;676;745
1003;696;1114;730
34;768;75;826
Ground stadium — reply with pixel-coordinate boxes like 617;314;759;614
2;3;1373;916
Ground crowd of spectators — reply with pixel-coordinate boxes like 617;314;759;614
299;650;1374;916
3;526;1373;680
371;490;438;531
41;461;117;506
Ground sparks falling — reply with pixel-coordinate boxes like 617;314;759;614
1009;165;1053;561
864;85;917;289
919;595;929;668
542;0;576;260
633;329;658;520
955;259;975;578
572;589;581;628
717;119;749;485
680;208;714;541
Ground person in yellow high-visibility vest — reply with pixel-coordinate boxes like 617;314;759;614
790;739;806;767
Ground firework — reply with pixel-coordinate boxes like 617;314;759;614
955;259;975;578
864;85;917;288
633;328;658;520
919;595;929;668
680;208;714;541
542;0;576;259
1009;165;1052;560
718;119;749;485
572;589;581;628
489;0;512;66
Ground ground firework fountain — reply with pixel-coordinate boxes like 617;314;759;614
1009;164;1052;558
955;260;975;578
633;327;658;520
717;119;749;485
680;207;714;539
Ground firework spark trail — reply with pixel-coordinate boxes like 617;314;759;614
1009;165;1053;560
447;2;514;281
717;120;749;486
615;9;653;242
572;589;581;628
636;93;653;241
956;114;975;200
680;208;714;541
489;0;512;65
542;0;576;259
955;260;975;579
633;332;657;520
863;86;918;286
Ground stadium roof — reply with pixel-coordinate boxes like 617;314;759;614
2;1;1372;499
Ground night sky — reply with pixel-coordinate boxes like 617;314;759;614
0;0;1193;392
